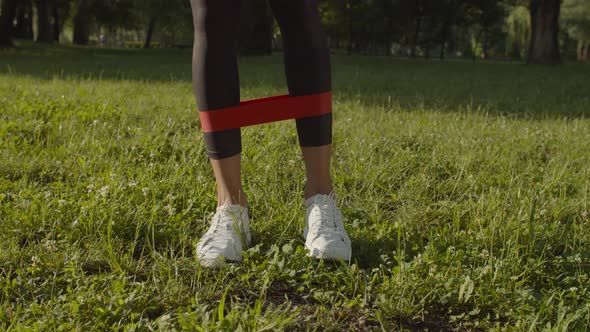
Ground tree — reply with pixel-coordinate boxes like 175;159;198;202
34;0;53;43
434;0;462;59
148;0;192;47
409;0;424;57
0;0;18;46
73;0;90;45
143;16;156;48
507;4;531;59
13;0;34;40
562;0;590;61
461;0;506;60
134;0;170;48
51;0;70;42
527;0;561;64
317;0;352;52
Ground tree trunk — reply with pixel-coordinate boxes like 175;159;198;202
482;31;489;60
347;0;353;55
438;19;452;60
34;0;53;43
385;2;393;56
527;0;561;64
584;42;589;61
73;0;90;45
0;0;18;46
143;16;157;48
577;40;589;62
239;0;272;55
411;16;421;58
52;0;60;42
14;0;34;40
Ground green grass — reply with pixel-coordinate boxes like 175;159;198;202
1;45;589;330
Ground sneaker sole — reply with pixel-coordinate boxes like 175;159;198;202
198;256;243;268
306;245;351;261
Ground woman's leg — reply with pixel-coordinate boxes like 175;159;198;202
191;0;247;207
301;145;333;199
191;0;251;268
270;0;351;260
269;0;334;199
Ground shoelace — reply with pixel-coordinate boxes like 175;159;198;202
309;201;342;235
205;209;240;240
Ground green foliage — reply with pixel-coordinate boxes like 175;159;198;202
506;5;531;59
5;0;584;61
318;0;506;58
65;0;192;46
562;0;590;41
0;46;589;330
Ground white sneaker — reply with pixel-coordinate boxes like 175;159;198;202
196;205;251;268
304;193;352;261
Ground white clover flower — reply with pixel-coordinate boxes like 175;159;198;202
142;187;150;197
31;256;40;265
99;185;110;197
43;240;57;252
164;204;176;216
480;249;489;258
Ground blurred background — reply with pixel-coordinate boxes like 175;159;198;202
0;0;588;63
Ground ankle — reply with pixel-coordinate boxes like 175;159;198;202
217;189;248;208
304;183;334;200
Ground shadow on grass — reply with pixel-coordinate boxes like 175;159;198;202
2;44;589;119
0;43;194;82
351;233;426;270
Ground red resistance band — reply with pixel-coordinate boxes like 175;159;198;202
199;91;331;133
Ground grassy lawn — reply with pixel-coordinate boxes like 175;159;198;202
1;45;589;330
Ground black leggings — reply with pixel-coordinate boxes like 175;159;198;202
190;0;332;160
